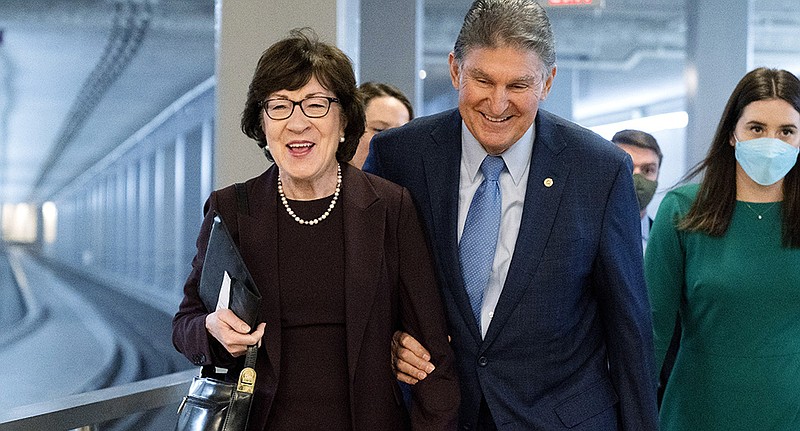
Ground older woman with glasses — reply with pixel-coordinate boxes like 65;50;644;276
173;28;459;431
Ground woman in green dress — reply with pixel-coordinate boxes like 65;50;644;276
646;67;800;430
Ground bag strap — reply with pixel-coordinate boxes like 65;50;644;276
222;183;257;431
222;345;258;431
234;182;250;216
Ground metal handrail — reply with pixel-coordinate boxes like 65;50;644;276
0;369;197;431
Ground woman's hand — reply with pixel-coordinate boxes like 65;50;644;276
205;309;265;357
391;330;436;384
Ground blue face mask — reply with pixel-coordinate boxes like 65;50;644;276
734;136;799;186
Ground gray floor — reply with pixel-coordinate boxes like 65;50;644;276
0;245;192;429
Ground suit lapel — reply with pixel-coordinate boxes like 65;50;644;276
237;166;282;380
340;164;384;383
425;110;483;341
482;111;571;348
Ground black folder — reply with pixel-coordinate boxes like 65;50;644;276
197;213;261;330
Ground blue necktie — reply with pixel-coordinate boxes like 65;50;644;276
459;155;505;326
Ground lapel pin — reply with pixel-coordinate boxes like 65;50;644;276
543;177;554;188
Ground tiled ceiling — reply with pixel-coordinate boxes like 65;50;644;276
0;0;214;204
0;0;798;204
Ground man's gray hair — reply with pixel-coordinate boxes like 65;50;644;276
453;0;556;80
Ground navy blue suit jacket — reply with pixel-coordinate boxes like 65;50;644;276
364;109;658;430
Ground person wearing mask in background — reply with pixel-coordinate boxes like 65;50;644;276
611;129;662;252
173;28;459;431
364;0;658;429
646;67;800;429
350;82;414;169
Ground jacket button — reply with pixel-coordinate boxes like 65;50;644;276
192;353;206;365
478;356;488;367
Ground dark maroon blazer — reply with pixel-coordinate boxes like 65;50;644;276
173;163;460;431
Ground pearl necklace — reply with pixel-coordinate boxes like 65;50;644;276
278;163;341;225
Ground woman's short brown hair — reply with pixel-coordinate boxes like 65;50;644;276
241;28;365;162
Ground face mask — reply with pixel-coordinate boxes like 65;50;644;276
734;137;800;186
633;173;657;212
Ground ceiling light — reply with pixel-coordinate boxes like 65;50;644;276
589;111;689;139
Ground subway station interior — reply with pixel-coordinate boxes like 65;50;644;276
1;0;799;429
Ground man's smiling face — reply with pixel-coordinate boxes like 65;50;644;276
449;45;555;155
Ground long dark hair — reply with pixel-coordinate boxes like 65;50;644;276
678;67;800;247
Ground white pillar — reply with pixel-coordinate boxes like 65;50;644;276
359;0;423;112
685;0;752;168
541;67;575;121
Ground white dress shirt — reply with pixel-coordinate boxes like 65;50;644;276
458;122;534;338
641;215;651;254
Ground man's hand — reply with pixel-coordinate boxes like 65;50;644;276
205;309;265;357
391;330;436;385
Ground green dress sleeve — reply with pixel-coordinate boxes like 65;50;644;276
644;185;695;375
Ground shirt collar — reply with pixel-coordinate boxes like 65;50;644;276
641;215;651;239
461;121;535;186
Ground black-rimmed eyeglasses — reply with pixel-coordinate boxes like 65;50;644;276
261;96;340;120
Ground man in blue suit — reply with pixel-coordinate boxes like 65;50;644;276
363;0;658;429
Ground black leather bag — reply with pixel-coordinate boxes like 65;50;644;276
175;183;260;431
175;346;258;431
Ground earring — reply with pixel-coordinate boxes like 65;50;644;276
339;136;345;143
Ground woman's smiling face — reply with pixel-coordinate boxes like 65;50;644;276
263;76;344;188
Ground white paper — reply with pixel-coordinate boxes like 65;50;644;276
215;271;232;311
